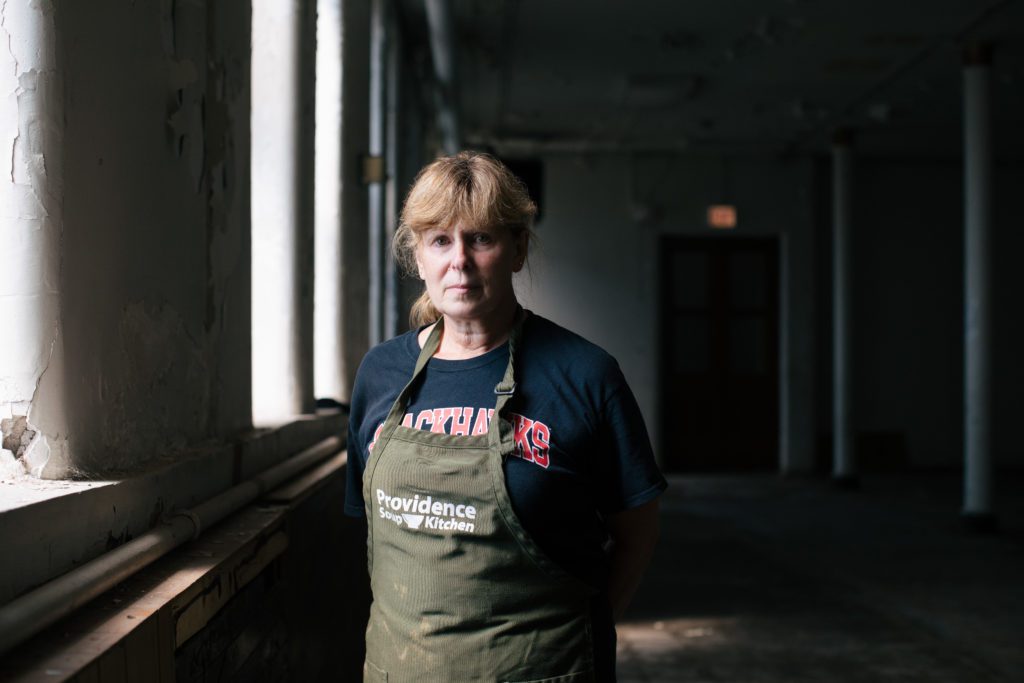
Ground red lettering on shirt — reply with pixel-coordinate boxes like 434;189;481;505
451;407;473;436
431;407;455;433
532;421;551;468
414;410;433;429
472;408;493;435
513;415;536;462
367;423;384;452
367;408;551;470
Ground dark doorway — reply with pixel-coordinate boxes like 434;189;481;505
659;236;779;472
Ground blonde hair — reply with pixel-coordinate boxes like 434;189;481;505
395;151;537;328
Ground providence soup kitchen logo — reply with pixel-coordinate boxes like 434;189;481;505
376;488;479;533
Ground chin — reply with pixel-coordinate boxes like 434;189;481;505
440;304;485;320
438;297;495;318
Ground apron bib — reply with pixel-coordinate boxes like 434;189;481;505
363;316;597;682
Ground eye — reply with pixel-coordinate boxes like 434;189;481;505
473;232;494;245
430;234;450;247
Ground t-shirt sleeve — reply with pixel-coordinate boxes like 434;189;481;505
594;363;667;515
344;416;367;517
344;358;370;518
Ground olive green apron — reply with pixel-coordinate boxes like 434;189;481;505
363;317;597;682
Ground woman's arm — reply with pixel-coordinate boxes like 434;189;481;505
605;497;660;622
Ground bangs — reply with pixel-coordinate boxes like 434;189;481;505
401;158;509;234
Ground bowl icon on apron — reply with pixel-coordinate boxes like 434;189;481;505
401;513;425;529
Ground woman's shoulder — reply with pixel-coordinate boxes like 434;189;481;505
524;313;621;378
354;330;419;388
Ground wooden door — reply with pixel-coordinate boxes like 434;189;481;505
659;237;779;472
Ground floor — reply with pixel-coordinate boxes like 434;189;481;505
616;473;1024;682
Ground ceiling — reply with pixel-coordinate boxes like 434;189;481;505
398;0;1024;158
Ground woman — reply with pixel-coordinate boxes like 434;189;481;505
345;151;666;682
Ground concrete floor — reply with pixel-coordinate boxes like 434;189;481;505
617;473;1024;682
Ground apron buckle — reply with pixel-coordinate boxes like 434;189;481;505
494;382;516;395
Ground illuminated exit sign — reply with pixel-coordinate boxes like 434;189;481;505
707;204;737;229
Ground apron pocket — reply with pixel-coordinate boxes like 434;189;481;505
364;660;388;682
503;669;594;683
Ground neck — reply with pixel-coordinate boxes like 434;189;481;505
423;299;521;360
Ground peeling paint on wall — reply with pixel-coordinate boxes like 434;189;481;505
2;0;252;481
0;0;70;479
1;415;35;457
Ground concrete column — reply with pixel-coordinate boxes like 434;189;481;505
779;159;818;476
314;0;344;402
962;45;995;527
832;130;857;486
384;13;402;340
368;0;388;347
396;66;426;332
425;0;461;154
251;0;316;423
339;0;372;398
0;2;69;478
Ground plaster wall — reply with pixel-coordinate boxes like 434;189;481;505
43;1;250;476
517;154;818;472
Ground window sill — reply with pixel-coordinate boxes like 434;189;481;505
0;410;346;607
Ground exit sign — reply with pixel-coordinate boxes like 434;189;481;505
707;204;737;229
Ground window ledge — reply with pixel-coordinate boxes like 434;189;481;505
0;410;346;607
0;449;350;682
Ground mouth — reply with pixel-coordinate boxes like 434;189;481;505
445;283;478;292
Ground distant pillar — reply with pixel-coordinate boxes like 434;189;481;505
962;45;995;529
425;0;461;154
368;0;388;347
384;13;402;340
832;129;857;486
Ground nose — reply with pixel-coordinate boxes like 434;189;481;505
449;236;471;271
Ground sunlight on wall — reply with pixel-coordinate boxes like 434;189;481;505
251;0;304;424
314;0;344;403
0;1;70;478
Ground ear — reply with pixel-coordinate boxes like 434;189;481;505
415;252;426;280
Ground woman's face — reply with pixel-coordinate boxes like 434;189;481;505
415;222;526;325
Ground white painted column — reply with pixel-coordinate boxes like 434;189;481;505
832;130;857;485
962;45;994;525
314;0;344;403
0;3;70;479
251;0;316;423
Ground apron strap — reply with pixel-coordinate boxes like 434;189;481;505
488;316;522;456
